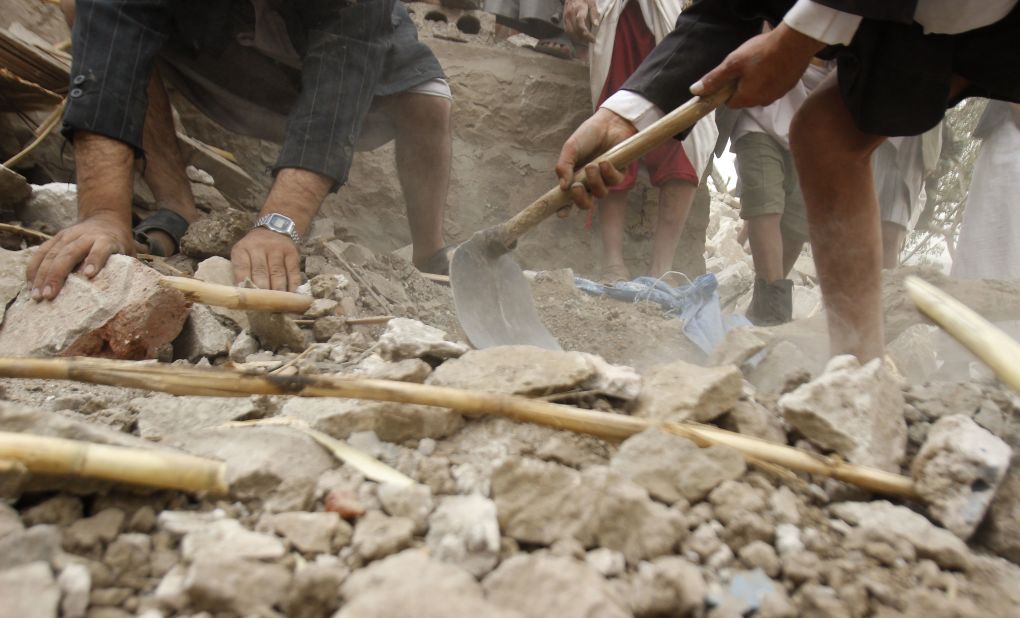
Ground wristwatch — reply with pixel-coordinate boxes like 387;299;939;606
254;213;301;244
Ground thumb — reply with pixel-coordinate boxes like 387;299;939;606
690;59;739;97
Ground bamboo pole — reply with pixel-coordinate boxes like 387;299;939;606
3;98;66;168
0;357;918;498
0;223;51;243
906;275;1020;393
160;276;313;313
0;431;227;494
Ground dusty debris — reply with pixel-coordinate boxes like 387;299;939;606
378;317;468;361
0;254;189;359
0;163;31;209
17;182;76;233
634;360;743;423
780;356;907;471
426;493;500;576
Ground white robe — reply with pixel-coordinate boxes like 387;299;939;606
590;0;718;178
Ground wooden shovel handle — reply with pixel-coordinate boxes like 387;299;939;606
496;83;735;246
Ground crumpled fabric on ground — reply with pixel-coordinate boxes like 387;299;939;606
574;273;750;355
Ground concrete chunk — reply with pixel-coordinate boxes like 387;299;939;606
634;360;743;423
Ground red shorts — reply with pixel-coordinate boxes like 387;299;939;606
597;1;698;192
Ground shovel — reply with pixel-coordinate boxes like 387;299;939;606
451;84;735;350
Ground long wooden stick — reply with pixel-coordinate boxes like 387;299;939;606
4;98;66;168
0;357;918;498
906;275;1020;393
0;431;227;494
160;276;313;313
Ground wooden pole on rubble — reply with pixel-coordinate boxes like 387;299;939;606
0;357;918;499
906;275;1020;393
0;431;228;494
160;276;313;313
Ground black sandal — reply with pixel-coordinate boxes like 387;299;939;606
417;245;457;276
133;208;190;257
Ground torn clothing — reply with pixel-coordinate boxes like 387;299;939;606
62;0;442;189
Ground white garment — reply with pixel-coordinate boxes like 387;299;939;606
872;126;941;229
592;0;718;178
787;0;1019;45
730;62;832;149
951;103;1020;280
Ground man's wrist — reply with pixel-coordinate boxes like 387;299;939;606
774;22;827;58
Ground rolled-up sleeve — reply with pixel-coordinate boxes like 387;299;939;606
61;0;173;154
274;0;395;188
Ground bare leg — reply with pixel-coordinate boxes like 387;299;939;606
648;180;697;277
387;92;450;267
599;190;631;280
880;221;905;269
781;231;805;277
790;82;886;360
746;214;785;282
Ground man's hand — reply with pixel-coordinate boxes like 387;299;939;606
691;22;825;108
555;107;637;211
231;228;302;292
564;0;599;43
26;214;136;301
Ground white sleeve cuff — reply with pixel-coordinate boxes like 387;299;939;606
600;90;664;132
783;0;862;46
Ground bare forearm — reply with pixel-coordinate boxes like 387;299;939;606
73;131;135;227
261;168;332;235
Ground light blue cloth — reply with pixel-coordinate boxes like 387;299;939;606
574;274;750;355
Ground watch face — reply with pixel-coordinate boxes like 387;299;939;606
267;214;290;232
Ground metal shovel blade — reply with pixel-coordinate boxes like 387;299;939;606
450;232;561;350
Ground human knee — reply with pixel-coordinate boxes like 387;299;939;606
393;93;451;132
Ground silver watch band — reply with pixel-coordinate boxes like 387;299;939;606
254;213;301;244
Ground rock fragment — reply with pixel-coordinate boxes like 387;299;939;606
377;482;434;534
281;397;462;443
0;164;32;209
0;255;189;359
0;248;30;323
429;345;595;396
780;356;907;471
131;395;264;440
193;256;248;328
183;556;292;615
483;554;629;618
63;508;124;551
426;494;500;577
634;360;742;423
911;414;1011;539
887;324;939;384
57;562;91;618
18;182;77;232
378;317;468;361
180;518;286;562
625;556;706;617
247;310;308;352
609;428;746;503
747;340;814;395
978;469;1020;563
0;561;60;618
830;501;971;569
351;511;415;562
173;303;236;361
267;511;344;554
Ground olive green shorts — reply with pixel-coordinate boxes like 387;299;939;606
733;132;808;241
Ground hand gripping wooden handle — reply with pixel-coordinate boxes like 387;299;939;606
497;83;735;246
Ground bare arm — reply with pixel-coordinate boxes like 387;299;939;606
26;131;138;300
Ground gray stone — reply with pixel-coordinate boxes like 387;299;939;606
912;414;1012;539
748;340;814;396
360;356;433;383
625;556;706;617
0;164;32;209
193;256;249;329
351;511;415;562
19;183;77;232
57;562;91;618
280;397;463;443
738;541;781;577
887;324;939;384
156;509;228;536
338;549;521;618
979;469;1020;563
721;399;787;444
709;326;772;368
282;562;348;618
378;318;468;361
165;427;336;511
483;554;628;618
377;482;434;534
63;509;124;551
428;345;596;396
267;511;342;554
131;395;263;440
0;524;63;570
0;561;60;618
0;248;30;323
21;495;83;527
173;304;236;361
183;556;292;615
780;356;907;472
0;255;189;359
830;501;971;569
586;548;626;578
492;458;685;564
0;502;23;539
426;494;500;577
180;518;286;561
228;329;260;362
247;310;308;353
610;428;746;503
634;360;743;423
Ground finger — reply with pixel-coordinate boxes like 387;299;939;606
231;246;253;285
691;58;740;97
267;251;289;292
284;249;302;293
26;235;60;290
598;160;625;186
584;162;610;198
36;237;92;300
556;141;580;191
80;237;117;279
249;250;271;290
570;182;594;211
